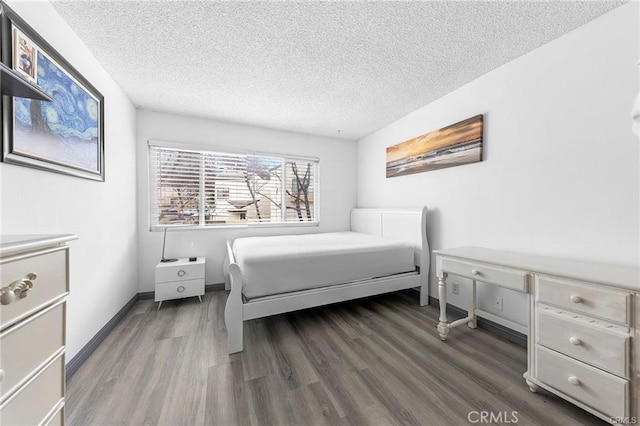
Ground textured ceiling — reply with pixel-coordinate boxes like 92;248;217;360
51;0;625;140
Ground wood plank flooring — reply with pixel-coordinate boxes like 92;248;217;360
66;291;605;425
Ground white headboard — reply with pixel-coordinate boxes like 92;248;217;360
350;207;429;276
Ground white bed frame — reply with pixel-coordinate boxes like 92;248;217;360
223;207;429;353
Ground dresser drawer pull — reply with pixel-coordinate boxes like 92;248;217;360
177;285;185;293
471;269;481;276
567;376;581;386
569;295;582;303
177;270;186;277
569;337;582;346
0;272;37;305
0;368;4;382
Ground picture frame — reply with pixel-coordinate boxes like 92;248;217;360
1;2;105;181
12;27;36;83
386;114;483;178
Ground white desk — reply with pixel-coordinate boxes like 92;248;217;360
434;247;639;424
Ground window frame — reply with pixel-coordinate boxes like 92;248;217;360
147;140;320;231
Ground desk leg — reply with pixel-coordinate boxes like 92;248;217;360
437;274;449;340
468;280;477;329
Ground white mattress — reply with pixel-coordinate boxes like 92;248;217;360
232;231;416;299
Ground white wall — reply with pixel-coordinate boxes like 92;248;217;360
136;109;357;292
357;3;639;327
0;1;138;360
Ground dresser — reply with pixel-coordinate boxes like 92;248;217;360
155;257;205;309
0;234;76;426
434;247;639;424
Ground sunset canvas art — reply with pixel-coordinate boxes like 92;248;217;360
386;115;483;178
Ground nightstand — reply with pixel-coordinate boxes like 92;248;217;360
155;257;205;309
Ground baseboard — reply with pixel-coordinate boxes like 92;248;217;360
428;295;527;347
66;283;227;378
206;283;225;292
65;293;139;380
138;290;154;300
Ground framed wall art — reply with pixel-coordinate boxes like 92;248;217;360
386;114;483;178
1;2;105;181
12;27;36;83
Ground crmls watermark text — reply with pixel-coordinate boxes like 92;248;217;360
611;417;638;425
468;411;519;424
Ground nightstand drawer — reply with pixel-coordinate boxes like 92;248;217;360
537;310;629;378
537;276;630;324
155;279;204;302
440;258;528;292
1;248;68;330
0;301;65;400
155;260;204;284
536;345;628;418
0;352;65;426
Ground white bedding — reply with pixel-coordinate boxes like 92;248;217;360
232;231;416;299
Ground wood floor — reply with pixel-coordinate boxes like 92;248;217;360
66;290;605;425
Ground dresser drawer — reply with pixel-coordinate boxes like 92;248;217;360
537;276;630;324
0;301;65;401
0;353;65;426
440;258;528;292
45;404;64;426
537;310;629;378
155;279;204;302
1;248;68;330
155;261;204;284
535;345;628;418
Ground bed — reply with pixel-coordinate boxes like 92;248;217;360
223;207;429;353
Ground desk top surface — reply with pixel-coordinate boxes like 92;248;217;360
434;246;639;291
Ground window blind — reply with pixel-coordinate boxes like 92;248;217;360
149;147;202;226
149;143;319;228
285;160;316;222
203;152;248;225
246;154;284;223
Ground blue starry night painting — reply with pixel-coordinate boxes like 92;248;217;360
14;50;100;172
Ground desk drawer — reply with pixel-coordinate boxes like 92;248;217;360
1;248;68;330
537;276;630;324
537;310;629;378
0;302;65;400
535;345;628;418
440;258;528;292
0;353;64;426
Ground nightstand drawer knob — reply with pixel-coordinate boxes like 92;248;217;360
569;295;582;303
569;337;582;346
471;269;481;276
177;285;185;293
177;270;186;277
567;376;581;386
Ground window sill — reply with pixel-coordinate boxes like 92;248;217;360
150;221;320;232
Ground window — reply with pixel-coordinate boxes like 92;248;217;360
148;142;319;228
